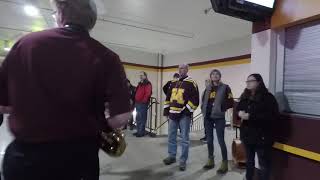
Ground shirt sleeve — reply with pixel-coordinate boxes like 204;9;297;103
225;85;234;110
163;81;170;95
186;81;200;113
163;83;173;116
104;54;131;117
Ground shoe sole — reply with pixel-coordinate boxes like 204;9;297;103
217;170;228;174
203;166;215;170
163;161;176;165
179;166;186;171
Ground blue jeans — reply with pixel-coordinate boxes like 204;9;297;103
245;144;272;180
168;115;191;164
205;117;228;161
135;103;148;135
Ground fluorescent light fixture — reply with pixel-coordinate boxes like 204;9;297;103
245;0;275;8
4;47;11;52
24;5;40;17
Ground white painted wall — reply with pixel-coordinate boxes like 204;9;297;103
0;45;159;67
108;45;159;66
251;29;277;92
163;35;251;66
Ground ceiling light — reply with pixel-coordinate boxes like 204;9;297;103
24;5;39;17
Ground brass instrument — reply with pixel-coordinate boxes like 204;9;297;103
100;102;127;157
100;129;127;158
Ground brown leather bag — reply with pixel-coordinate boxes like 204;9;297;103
232;138;247;168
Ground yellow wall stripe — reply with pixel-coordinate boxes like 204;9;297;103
162;58;251;72
123;64;159;72
123;58;251;72
273;142;320;162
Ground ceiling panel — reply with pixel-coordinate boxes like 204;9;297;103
0;0;252;55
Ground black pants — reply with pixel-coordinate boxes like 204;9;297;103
2;138;100;180
245;144;272;180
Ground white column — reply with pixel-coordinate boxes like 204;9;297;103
251;29;277;94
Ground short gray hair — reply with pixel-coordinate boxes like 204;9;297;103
179;64;189;69
51;0;97;30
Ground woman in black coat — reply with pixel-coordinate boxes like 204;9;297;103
237;74;279;180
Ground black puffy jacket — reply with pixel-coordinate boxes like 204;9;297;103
237;92;279;145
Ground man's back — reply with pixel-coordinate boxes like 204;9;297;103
0;28;130;142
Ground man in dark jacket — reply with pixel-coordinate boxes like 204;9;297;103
134;72;152;137
201;69;234;174
163;73;180;96
163;64;199;171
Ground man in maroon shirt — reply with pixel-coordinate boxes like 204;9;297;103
0;0;131;180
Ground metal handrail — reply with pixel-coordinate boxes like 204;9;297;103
192;113;203;122
154;119;169;131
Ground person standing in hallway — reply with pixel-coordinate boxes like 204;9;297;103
237;74;279;180
201;69;234;174
163;73;180;96
163;64;199;171
126;79;136;130
0;0;131;179
199;79;212;143
134;71;152;137
163;73;182;136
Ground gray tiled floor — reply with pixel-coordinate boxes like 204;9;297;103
99;128;245;180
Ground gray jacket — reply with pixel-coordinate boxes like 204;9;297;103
201;83;229;119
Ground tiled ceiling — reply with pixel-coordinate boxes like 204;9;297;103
0;0;252;56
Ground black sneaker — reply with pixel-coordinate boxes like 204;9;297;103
136;134;145;138
179;163;186;171
163;157;176;165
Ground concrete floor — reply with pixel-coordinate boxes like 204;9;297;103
0;116;246;180
99;128;246;180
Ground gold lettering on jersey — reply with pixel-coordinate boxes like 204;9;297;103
170;88;185;105
210;91;216;99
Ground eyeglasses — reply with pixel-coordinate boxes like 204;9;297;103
246;80;257;83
